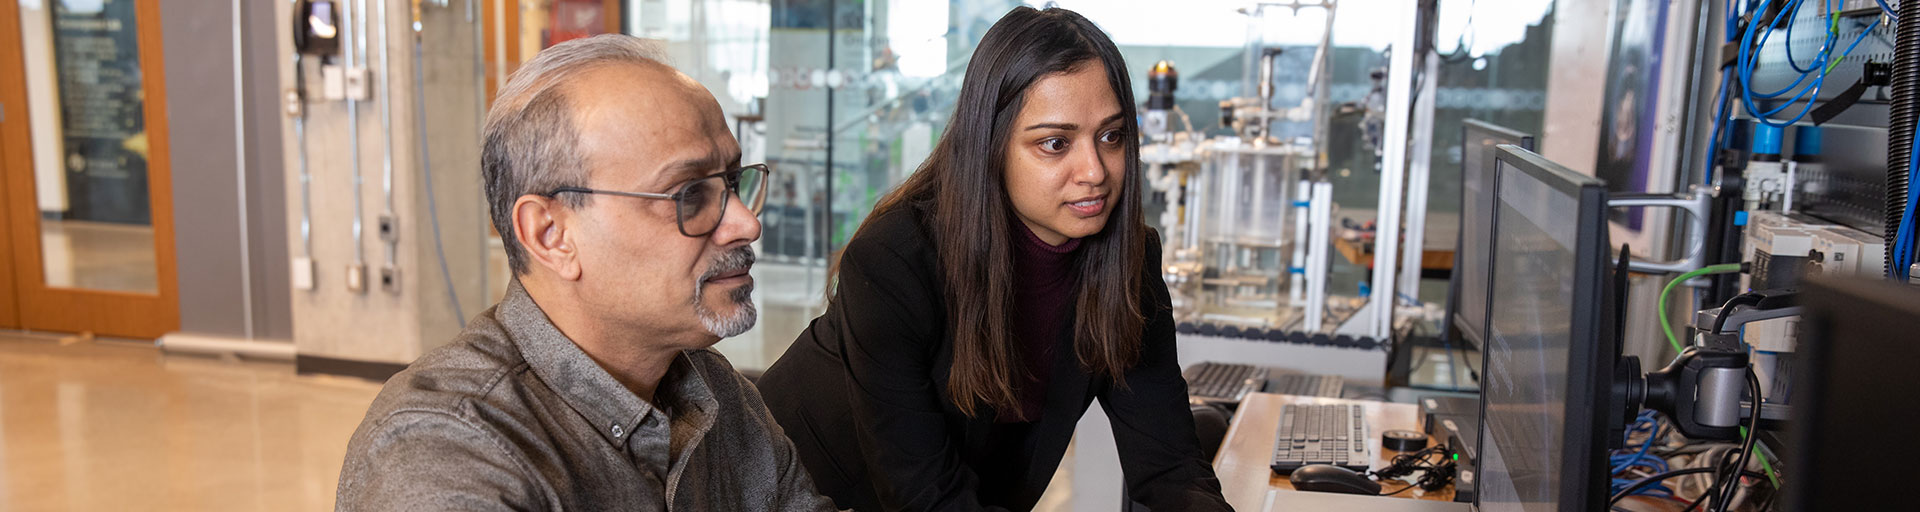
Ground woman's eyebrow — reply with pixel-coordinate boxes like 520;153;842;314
1023;112;1125;132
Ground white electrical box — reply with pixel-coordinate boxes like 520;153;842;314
1809;225;1887;279
292;257;315;291
344;67;369;101
321;65;345;100
1743;211;1831;291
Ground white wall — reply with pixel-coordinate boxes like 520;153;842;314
19;1;66;213
1541;0;1612;175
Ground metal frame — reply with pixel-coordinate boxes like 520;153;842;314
1396;49;1439;312
1342;0;1420;339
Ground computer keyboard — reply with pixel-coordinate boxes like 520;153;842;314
1184;362;1268;404
1270;403;1371;474
1271;373;1345;398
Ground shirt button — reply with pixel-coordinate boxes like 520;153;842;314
611;424;625;438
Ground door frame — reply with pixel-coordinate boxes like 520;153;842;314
0;136;15;329
0;0;179;339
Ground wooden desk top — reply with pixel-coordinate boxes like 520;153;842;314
1212;393;1457;511
1333;237;1457;270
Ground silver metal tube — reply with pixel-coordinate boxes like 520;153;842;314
232;0;254;338
1258;50;1278;139
471;0;487;299
296;98;311;259
348;0;366;268
379;0;398;271
1310;4;1336;177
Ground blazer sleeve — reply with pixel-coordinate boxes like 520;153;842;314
832;234;1008;512
1098;230;1234;511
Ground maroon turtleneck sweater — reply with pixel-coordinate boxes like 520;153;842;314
1005;221;1082;423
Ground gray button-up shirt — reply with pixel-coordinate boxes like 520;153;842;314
337;281;836;511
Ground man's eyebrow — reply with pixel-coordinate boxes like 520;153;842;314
654;152;726;187
1022;112;1126;132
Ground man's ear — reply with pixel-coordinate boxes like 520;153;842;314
513;195;584;281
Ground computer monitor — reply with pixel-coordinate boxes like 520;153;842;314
1452;120;1537;349
1475;145;1612;512
1784;277;1920;511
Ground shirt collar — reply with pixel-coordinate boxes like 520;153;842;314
498;279;677;450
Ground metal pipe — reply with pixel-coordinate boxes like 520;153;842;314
1397;51;1437;305
231;0;254;338
379;0;399;282
291;0;316;294
296;83;311;261
347;0;369;292
824;0;837;263
1257;48;1280;139
471;0;486;301
1310;3;1336;177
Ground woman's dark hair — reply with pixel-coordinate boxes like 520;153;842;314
834;6;1145;419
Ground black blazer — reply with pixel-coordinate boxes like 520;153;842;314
757;204;1232;511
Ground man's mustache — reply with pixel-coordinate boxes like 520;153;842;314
698;247;756;283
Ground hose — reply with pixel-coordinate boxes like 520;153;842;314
1659;263;1746;354
1888;0;1917;277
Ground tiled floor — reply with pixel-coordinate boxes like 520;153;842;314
0;332;380;511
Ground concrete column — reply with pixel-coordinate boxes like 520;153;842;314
279;0;488;380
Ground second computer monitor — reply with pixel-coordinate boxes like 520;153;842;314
1454;120;1536;348
1475;145;1611;512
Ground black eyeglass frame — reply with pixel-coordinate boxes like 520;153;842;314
544;163;770;238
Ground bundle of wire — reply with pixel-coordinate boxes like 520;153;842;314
1894;124;1920;280
1606;374;1777;511
1609;411;1679;501
1371;444;1458;496
1735;0;1880;129
1718;1;1918;280
1706;0;1879;180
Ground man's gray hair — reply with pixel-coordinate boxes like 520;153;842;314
482;34;670;275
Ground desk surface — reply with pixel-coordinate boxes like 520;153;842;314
1213;393;1456;510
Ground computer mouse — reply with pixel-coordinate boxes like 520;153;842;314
1288;464;1382;495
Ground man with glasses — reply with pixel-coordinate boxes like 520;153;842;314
337;35;833;511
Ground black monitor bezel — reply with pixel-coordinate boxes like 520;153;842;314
1474;145;1612;512
1451;119;1537;351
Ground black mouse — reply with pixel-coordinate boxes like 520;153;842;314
1288;464;1381;495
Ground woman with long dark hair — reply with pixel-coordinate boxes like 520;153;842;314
757;6;1232;511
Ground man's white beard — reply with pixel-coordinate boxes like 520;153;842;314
696;283;756;338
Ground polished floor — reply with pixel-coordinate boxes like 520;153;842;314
0;332;380;511
0;330;1086;511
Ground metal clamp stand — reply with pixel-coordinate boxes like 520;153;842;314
1610;186;1716;274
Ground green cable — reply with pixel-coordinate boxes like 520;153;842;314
1659;263;1746;354
1740;426;1782;489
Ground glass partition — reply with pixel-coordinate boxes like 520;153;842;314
485;0;1556;369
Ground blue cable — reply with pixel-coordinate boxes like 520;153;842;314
1783;0;1837;74
1896;125;1920;279
1738;3;1878;127
1609;413;1675;498
1705;71;1732;184
1740;0;1813;100
1879;0;1899;19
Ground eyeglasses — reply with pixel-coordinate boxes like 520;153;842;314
546;164;770;238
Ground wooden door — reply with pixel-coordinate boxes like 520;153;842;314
0;0;177;338
0;133;16;328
